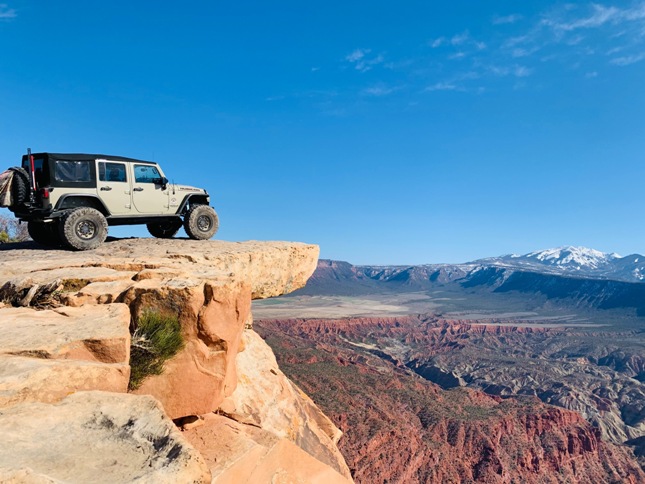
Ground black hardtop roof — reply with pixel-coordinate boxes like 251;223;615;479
22;152;156;164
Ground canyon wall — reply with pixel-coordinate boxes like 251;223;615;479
258;316;645;483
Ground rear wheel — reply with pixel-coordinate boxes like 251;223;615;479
59;207;108;250
28;221;61;246
184;205;219;240
147;219;182;238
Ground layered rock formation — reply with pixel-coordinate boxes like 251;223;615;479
257;316;645;483
0;238;352;483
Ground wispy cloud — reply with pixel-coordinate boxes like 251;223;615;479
345;48;385;72
425;82;458;92
610;52;645;65
0;3;16;19
451;31;470;46
498;2;645;68
541;3;645;32
334;2;645;107
430;37;445;48
493;14;523;25
514;66;533;77
361;84;401;97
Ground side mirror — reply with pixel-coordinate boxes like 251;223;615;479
154;177;169;190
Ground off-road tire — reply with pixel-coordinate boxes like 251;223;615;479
184;205;219;240
147;219;182;238
28;221;61;247
9;167;29;205
59;207;108;250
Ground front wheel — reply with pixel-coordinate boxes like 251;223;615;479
184;205;219;240
147;219;182;238
59;207;108;250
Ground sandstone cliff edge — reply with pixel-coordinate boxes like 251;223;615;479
0;238;352;483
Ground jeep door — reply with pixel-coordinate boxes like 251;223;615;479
96;160;132;215
130;164;171;214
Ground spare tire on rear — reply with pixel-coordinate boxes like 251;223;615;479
9;167;29;205
0;167;29;207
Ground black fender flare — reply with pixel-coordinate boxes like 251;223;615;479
176;193;210;215
54;194;111;217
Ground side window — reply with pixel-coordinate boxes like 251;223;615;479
134;164;161;183
99;162;127;183
54;160;92;183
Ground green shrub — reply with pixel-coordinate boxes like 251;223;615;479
129;310;184;391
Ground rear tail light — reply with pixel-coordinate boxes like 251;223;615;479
40;188;49;199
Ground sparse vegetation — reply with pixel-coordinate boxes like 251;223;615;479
129;310;184;391
0;213;29;243
62;278;89;292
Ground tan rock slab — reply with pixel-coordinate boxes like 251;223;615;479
0;304;131;363
62;279;136;306
0;391;211;483
222;330;352;480
182;414;351;484
0;355;129;409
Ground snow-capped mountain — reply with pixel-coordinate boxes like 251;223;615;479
476;246;645;282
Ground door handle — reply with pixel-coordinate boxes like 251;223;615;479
100;186;112;191
133;187;144;192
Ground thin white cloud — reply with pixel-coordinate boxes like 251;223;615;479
336;2;645;102
542;3;645;32
425;82;458;92
610;52;645;65
361;85;400;97
345;48;384;72
514;66;533;77
430;37;445;48
511;46;539;58
451;31;470;46
0;3;16;19
346;48;368;63
493;14;523;25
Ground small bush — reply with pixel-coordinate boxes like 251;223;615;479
129;310;184;391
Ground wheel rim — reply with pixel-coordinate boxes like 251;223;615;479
76;220;97;240
197;215;212;232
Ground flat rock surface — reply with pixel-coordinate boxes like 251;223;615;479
0;304;131;363
0;238;319;300
0;391;211;483
0;356;129;409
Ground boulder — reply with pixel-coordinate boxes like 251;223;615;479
0;391;211;483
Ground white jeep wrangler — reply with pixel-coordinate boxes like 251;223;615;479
0;150;219;250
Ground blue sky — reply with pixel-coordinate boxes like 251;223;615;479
1;1;644;264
